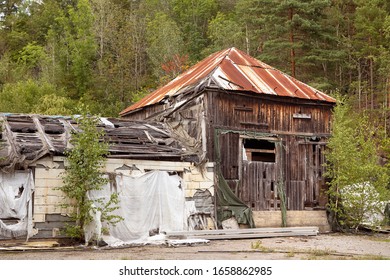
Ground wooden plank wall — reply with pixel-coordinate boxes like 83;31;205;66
219;132;240;180
239;161;276;211
285;136;328;209
206;91;333;135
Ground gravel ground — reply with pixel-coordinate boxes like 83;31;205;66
1;232;389;260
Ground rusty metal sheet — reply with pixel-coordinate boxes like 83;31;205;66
120;48;336;116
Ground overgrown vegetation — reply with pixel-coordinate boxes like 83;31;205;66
60;109;122;241
325;97;390;231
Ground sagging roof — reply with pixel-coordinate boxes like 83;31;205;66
0;114;198;170
120;47;336;116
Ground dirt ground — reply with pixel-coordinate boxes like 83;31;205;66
1;232;389;260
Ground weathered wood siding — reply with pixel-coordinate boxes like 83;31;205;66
124;89;333;212
203;90;332;211
205;90;333;133
240;161;277;211
203;92;332;164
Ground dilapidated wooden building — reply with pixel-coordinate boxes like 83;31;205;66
120;47;336;230
0;114;215;240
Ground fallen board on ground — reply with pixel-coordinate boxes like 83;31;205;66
165;227;319;240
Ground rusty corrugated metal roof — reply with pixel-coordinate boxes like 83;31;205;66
120;47;336;116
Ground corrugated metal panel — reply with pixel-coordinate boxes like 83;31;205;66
120;47;336;116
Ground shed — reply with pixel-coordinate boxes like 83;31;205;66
120;47;336;231
0;114;215;241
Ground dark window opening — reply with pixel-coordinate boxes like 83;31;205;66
243;139;276;163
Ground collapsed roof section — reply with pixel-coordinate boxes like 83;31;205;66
0;114;199;170
120;47;336;116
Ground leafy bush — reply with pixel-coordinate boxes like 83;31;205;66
60;109;122;242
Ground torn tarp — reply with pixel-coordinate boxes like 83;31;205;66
86;171;187;246
0;170;35;240
216;172;255;228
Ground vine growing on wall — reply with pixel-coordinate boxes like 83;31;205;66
60;109;122;241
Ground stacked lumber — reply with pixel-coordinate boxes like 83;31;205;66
165;227;319;240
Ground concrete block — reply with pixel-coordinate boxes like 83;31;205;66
252;210;331;233
34;195;67;205
35;167;65;179
34;187;64;197
33;214;46;223
199;181;214;190
186;182;200;190
189;174;206;182
185;189;197;198
34;178;64;188
34;205;65;215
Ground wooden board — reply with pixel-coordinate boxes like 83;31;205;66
166;226;318;240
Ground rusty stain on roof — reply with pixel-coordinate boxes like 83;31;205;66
120;47;336;116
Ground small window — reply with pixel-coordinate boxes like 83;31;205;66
243;139;276;163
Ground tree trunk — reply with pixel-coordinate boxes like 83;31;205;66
358;62;362;110
289;8;296;78
245;23;250;54
370;56;374;110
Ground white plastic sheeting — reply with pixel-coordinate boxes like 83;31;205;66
0;170;35;240
341;182;389;228
86;171;187;246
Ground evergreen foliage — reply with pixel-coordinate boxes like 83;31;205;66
0;0;389;118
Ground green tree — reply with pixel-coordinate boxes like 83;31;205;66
88;0;148;116
146;12;185;81
45;0;97;99
66;0;97;98
325;97;390;230
172;0;218;61
0;79;70;114
206;11;245;54
60;110;122;241
355;0;389;111
256;0;333;79
32;94;74;116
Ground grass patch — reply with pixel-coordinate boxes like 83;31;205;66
309;248;335;256
285;251;295;258
351;255;390;260
250;240;275;253
366;235;390;243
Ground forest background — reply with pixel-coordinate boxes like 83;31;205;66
1;0;389;118
1;0;390;229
